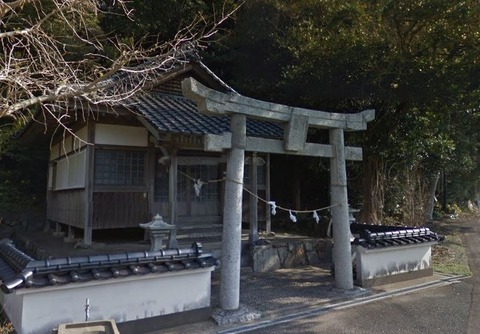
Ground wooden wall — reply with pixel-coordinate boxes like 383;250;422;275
47;190;86;228
93;192;150;229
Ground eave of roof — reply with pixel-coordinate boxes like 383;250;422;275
133;93;283;139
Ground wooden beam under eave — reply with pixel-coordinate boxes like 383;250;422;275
137;116;160;140
203;134;363;161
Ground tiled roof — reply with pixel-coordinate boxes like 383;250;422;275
351;223;444;249
15;59;271;144
0;239;217;293
134;93;284;139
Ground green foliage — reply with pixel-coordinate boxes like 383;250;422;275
205;0;295;102
213;1;479;107
445;203;462;216
99;0;237;50
9;0;103;61
209;0;480;222
0;123;48;213
431;218;471;276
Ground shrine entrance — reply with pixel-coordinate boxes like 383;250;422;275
176;158;222;222
182;77;375;311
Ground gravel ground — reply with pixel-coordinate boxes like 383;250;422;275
226;266;366;317
153;265;371;334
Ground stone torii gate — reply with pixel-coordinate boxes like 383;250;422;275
182;77;375;311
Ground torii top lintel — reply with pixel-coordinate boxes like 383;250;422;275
182;77;375;131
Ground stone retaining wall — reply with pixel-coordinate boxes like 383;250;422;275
251;239;332;272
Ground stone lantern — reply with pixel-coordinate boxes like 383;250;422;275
139;214;177;251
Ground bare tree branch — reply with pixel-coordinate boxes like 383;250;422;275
0;0;239;126
0;0;30;19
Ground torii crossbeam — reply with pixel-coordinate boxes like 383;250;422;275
182;77;375;311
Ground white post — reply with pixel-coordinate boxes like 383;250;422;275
220;114;246;310
329;128;354;289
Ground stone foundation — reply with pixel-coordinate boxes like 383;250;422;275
251;239;332;272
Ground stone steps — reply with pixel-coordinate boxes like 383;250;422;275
175;224;223;259
176;224;224;250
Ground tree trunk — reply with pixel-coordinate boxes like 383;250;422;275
474;181;480;208
441;171;447;210
425;172;440;222
359;155;384;224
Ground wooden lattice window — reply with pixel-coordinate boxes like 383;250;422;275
94;150;145;185
243;165;265;186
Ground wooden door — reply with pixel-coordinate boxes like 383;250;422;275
177;164;221;223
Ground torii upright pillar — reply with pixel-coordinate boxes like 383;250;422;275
330;128;353;289
220;114;246;310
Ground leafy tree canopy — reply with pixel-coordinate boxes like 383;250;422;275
209;0;480;217
215;0;480;111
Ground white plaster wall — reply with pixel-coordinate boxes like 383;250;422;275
54;150;86;190
73;126;88;151
95;124;148;147
355;242;436;281
55;157;69;189
4;268;213;334
63;136;73;155
50;127;88;162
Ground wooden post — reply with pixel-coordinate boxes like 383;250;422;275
54;222;63;237
265;153;271;234
249;152;259;243
83;124;94;247
146;144;156;218
168;150;178;227
67;225;75;240
220;114;246;310
329;128;353;289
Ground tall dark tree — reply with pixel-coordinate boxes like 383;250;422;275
210;0;480;223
